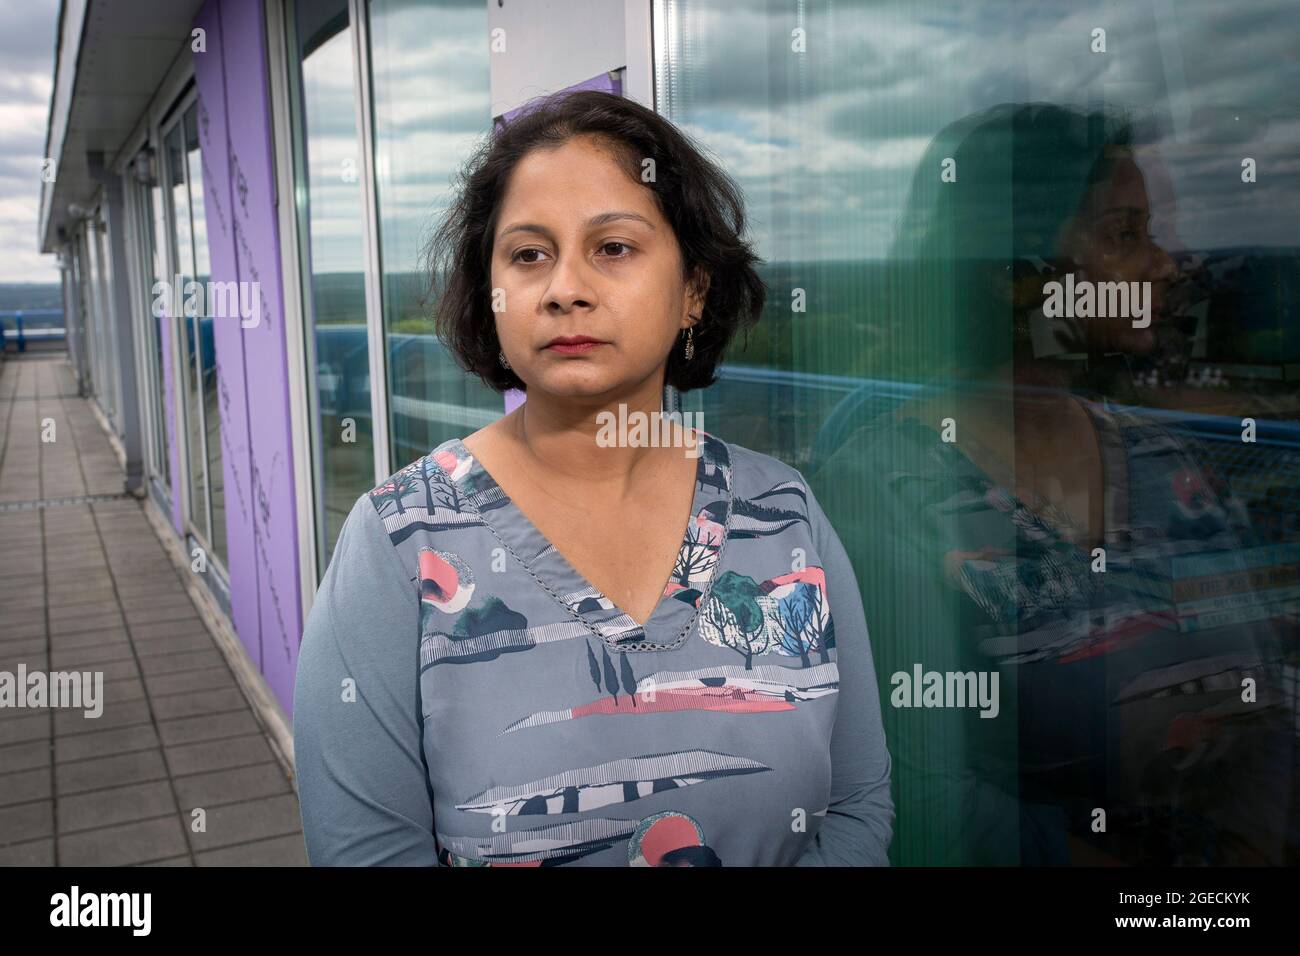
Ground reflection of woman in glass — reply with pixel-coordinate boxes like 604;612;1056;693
294;91;894;866
812;102;1296;865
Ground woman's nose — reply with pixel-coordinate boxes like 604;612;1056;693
545;250;597;308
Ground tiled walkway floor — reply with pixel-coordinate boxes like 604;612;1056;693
0;353;307;865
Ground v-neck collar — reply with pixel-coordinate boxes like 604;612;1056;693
429;428;734;653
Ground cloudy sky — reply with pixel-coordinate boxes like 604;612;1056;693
0;0;59;284
656;0;1300;262
1;0;1294;287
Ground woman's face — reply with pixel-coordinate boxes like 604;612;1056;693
1058;148;1179;355
489;135;707;401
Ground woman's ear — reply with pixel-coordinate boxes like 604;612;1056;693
684;265;711;325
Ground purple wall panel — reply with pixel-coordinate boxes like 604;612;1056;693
498;70;622;416
192;0;302;716
220;0;302;714
193;0;259;673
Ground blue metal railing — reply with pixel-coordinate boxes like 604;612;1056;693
305;325;1300;456
0;309;66;352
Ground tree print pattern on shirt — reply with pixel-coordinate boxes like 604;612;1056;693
697;565;836;668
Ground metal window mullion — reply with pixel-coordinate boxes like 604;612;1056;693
96;205;119;428
121;173;143;452
140;151;167;483
284;0;333;581
149;145;175;500
77;230;93;393
349;0;391;483
102;202;126;431
159;111;193;537
190;309;212;544
181;157;208;539
143;143;169;484
81;228;96;393
94;203;116;426
164;88;208;549
121;168;159;479
87;212;104;409
181;104;216;548
266;0;322;609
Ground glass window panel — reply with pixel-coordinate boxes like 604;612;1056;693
367;0;497;473
82;225;102;401
133;168;164;480
655;0;1300;866
167;118;209;545
73;232;93;394
150;177;173;489
98;206;123;428
87;210;118;428
106;226;119;423
185;103;226;564
289;0;374;569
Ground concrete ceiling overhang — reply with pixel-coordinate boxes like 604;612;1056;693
39;0;207;253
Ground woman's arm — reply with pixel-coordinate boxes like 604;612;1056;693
794;474;896;866
293;492;438;866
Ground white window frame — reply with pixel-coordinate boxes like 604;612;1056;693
158;85;230;588
120;130;173;512
349;0;391;486
266;0;326;620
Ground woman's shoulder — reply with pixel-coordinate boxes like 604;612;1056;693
709;434;805;491
351;438;478;545
368;439;467;497
706;435;825;532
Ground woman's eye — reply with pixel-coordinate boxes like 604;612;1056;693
510;244;631;263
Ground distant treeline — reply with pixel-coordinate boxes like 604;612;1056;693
303;249;1300;376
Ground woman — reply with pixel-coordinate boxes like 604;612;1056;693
811;102;1295;865
293;90;894;866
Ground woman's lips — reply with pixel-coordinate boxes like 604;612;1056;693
545;341;607;354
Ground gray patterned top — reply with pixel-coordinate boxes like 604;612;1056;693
293;429;893;866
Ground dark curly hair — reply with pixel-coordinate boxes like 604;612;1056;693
420;89;766;393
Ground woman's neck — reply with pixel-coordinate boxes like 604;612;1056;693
502;388;689;496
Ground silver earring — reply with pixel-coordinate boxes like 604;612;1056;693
683;322;696;361
498;350;511;370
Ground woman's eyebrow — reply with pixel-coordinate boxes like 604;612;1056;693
588;211;657;231
498;210;657;241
